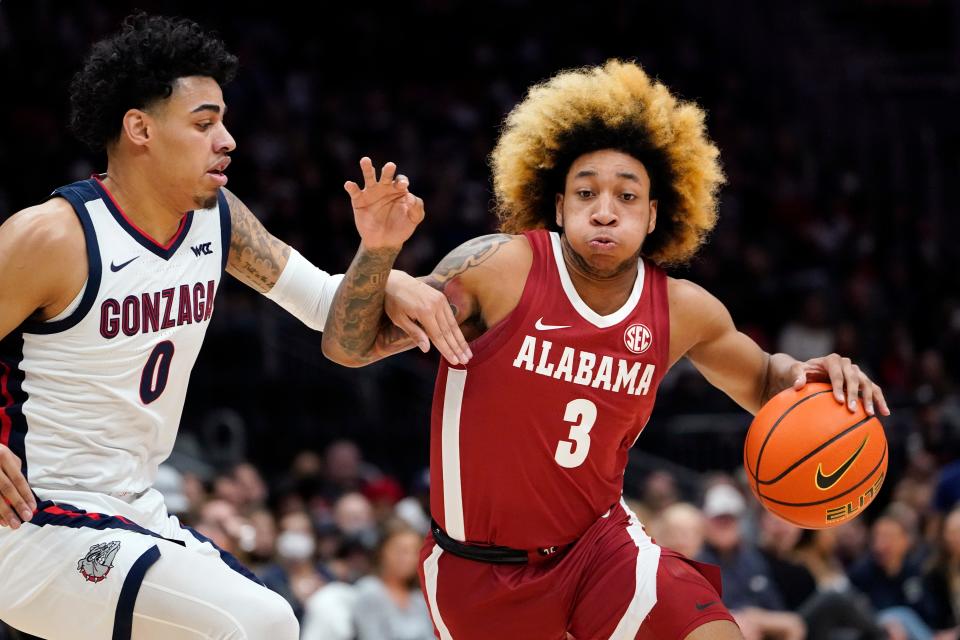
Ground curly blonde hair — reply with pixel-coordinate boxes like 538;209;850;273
491;60;725;266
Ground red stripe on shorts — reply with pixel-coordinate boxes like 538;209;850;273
0;361;13;447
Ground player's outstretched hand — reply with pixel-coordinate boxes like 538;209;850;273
385;271;472;365
0;443;36;529
344;157;424;251
791;353;890;417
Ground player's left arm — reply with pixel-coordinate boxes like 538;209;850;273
223;186;292;292
221;186;468;364
672;278;890;416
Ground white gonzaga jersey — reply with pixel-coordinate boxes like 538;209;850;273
0;176;230;496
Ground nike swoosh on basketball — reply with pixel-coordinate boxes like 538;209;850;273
535;317;571;331
110;256;139;272
695;601;718;610
815;435;869;490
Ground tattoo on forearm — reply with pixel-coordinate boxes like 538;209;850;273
325;246;399;361
325;233;510;363
224;189;291;292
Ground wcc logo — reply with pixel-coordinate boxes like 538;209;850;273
624;323;653;354
191;242;213;257
77;541;121;583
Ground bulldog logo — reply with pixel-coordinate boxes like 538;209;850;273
77;541;121;583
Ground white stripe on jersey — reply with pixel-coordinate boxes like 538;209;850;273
441;367;467;541
609;498;661;639
16;178;228;497
423;544;454;640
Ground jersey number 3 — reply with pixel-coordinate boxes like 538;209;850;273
554;399;597;468
140;340;175;404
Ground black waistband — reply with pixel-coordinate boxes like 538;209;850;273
431;520;530;564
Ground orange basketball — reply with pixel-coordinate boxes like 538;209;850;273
744;382;887;529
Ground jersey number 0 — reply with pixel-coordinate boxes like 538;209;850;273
140;341;175;404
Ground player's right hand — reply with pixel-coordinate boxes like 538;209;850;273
344;157;425;251
0;444;36;529
384;271;472;365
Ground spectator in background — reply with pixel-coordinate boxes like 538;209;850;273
394;467;431;535
758;512;816;611
934;461;960;521
777;293;835;363
194;498;255;558
697;483;807;640
835;518;872;570
155;463;191;520
353;519;434;640
260;511;330;619
794;527;854;593
760;513;886;640
363;475;407;524
648;502;706;560
323;440;374;501
234;461;270;509
894;452;941;545
849;503;937;640
301;579;358;640
246;507;279;571
637;470;681;523
328;492;378;582
925;506;960;637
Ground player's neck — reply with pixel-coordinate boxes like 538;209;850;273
99;164;189;246
560;235;639;315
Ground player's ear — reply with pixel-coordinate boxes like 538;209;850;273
648;199;658;234
121;109;152;147
555;193;564;228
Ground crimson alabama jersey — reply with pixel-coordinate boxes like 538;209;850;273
430;229;669;550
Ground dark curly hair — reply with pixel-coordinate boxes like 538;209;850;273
69;12;239;151
492;60;725;266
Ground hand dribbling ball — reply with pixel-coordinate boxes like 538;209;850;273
744;382;887;528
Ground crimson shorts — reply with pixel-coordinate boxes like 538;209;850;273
418;501;735;640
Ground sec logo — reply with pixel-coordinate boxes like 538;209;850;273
624;323;653;354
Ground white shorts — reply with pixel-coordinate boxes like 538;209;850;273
0;489;298;640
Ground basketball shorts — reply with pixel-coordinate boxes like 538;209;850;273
418;499;735;640
0;488;297;640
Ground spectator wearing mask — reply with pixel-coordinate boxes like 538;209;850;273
260;511;329;619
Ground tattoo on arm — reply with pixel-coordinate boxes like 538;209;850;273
422;233;512;335
224;188;291;292
324;233;512;365
323;246;400;363
424;234;512;289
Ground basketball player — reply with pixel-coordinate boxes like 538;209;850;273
0;13;468;640
322;61;890;639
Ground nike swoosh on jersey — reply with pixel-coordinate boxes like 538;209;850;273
815;434;869;490
110;256;140;272
534;317;571;331
695;600;718;610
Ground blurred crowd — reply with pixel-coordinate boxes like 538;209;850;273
59;441;960;640
2;0;959;638
0;443;952;639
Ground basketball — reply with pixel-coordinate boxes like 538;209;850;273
744;382;887;529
